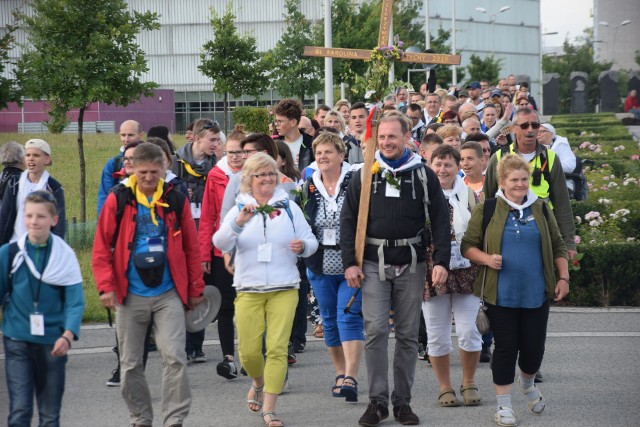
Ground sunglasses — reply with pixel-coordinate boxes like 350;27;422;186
517;122;541;130
26;190;57;204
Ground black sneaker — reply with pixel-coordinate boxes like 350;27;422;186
191;350;206;364
358;400;389;426
216;356;238;380
293;341;306;353
106;367;120;387
480;344;492;363
535;370;544;383
393;404;419;425
240;366;248;376
287;342;297;365
418;343;427;360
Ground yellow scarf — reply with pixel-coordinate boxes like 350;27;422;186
180;159;204;178
126;175;168;226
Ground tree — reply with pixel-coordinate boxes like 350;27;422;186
542;28;612;113
264;0;323;101
331;0;463;100
16;0;159;223
199;3;269;133
466;53;502;84
0;20;20;110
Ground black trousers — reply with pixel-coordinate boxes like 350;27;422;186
487;299;549;386
185;257;237;356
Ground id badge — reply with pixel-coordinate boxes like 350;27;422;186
386;182;400;198
191;202;201;219
148;237;164;253
257;242;272;262
323;228;337;246
30;313;45;336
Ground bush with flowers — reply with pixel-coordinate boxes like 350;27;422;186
550;113;640;306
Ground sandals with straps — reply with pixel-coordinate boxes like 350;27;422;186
494;406;517;426
262;411;284;427
247;384;264;413
516;376;545;414
340;376;358;403
332;374;345;397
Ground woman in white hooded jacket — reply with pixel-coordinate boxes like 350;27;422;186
214;153;317;427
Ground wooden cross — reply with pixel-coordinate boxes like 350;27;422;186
303;0;462;66
304;0;459;274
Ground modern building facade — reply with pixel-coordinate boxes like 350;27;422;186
1;0;542;133
593;0;640;71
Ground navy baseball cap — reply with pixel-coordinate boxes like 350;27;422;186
466;81;481;89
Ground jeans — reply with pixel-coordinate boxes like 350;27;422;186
4;336;67;427
307;270;364;347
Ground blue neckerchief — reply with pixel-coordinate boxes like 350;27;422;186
381;148;412;169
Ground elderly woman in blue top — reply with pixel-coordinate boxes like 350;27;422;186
300;131;364;403
214;153;318;427
461;154;569;427
1;191;84;427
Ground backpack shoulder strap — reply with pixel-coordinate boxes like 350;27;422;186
111;185;135;248
162;184;186;233
416;166;431;224
6;241;19;296
482;198;498;240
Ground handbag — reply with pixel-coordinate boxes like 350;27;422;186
133;252;166;287
475;234;491;334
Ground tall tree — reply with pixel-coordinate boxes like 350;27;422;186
16;0;159;222
264;0;323;101
199;3;269;133
542;28;612;113
466;53;502;84
0;20;19;110
331;0;461;100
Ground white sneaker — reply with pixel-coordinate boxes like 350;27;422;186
494;406;517;426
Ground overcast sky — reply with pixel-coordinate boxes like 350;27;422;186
540;0;593;47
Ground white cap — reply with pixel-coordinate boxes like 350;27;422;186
541;123;555;136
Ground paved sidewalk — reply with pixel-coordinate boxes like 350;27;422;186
1;307;639;426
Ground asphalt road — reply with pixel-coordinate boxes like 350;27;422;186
1;306;639;427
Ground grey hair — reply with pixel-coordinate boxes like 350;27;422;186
0;141;25;167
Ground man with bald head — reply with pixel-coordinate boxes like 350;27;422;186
97;120;144;214
462;118;481;139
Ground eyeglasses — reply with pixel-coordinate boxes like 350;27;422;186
123;156;134;162
252;172;277;179
274;119;289;125
225;150;243;157
517;122;541;130
242;149;260;156
408;116;420;122
200;121;220;131
482;148;491;153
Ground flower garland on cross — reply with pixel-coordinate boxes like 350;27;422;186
353;34;413;102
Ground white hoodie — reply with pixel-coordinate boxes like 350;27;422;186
213;187;318;292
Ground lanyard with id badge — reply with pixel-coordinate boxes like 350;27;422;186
29;243;52;336
322;196;339;246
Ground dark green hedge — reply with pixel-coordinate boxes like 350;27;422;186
563;242;640;306
232;107;270;134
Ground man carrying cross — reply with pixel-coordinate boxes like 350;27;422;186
340;114;451;426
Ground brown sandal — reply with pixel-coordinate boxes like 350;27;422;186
313;324;324;338
460;383;481;406
438;388;461;407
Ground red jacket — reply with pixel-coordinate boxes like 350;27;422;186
198;165;230;261
92;185;205;305
624;95;639;112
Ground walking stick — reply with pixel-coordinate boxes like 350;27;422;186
344;107;381;314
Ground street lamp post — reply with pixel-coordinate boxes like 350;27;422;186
599;20;632;67
540;31;558;115
475;5;510;55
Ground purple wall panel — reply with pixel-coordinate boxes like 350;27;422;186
0;89;175;133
